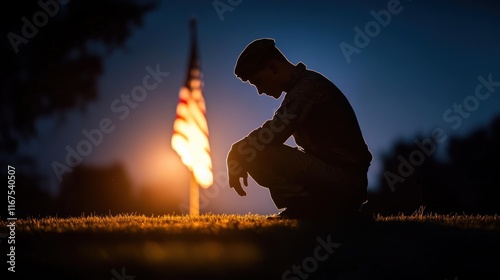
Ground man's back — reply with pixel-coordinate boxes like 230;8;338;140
278;63;372;170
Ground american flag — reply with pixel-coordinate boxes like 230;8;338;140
171;19;213;189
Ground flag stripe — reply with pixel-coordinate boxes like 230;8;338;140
171;20;213;189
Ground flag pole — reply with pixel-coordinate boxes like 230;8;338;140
188;18;200;216
171;17;212;216
190;171;199;215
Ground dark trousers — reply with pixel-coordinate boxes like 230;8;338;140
241;144;368;216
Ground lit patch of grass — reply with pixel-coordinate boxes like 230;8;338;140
9;213;299;235
3;210;499;235
374;206;500;230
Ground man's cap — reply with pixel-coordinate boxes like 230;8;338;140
234;38;277;81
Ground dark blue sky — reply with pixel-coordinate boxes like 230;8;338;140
20;0;500;215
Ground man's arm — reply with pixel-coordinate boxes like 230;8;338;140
226;105;302;197
226;84;314;196
246;104;299;146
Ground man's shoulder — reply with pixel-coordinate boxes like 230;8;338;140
289;68;340;97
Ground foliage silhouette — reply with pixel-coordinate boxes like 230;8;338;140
1;0;157;154
1;0;158;217
371;115;500;215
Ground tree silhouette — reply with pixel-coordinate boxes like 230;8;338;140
1;0;157;154
2;156;56;218
1;0;158;217
446;116;500;214
58;163;135;216
55;163;181;216
368;139;431;215
371;115;500;215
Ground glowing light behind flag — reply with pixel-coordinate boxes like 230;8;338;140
171;19;213;189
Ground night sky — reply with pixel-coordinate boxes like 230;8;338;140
18;0;500;215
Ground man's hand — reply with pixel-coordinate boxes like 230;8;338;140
228;169;248;196
227;143;249;196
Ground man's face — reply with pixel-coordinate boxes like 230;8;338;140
248;67;283;99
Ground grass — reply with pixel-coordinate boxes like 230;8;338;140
8;211;500;234
4;212;500;280
375;212;500;230
12;213;299;234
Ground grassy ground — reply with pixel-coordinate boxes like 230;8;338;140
3;212;500;280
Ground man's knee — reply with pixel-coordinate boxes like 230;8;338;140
243;145;299;187
242;144;291;169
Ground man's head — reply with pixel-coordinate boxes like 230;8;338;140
234;38;295;99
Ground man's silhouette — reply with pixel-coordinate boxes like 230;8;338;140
226;38;372;219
